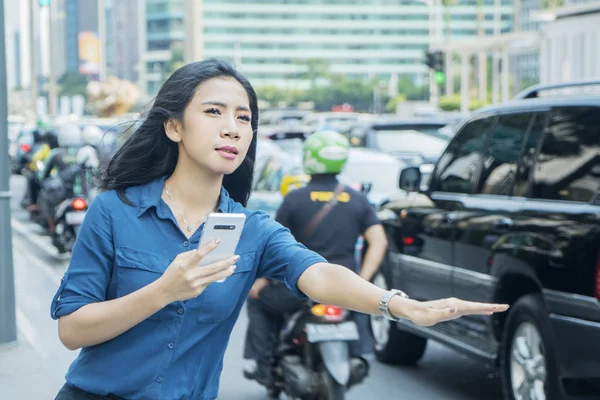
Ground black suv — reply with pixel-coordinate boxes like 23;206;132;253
371;82;600;400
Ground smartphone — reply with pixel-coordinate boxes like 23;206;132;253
197;213;246;281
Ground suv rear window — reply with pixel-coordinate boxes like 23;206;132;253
530;106;600;203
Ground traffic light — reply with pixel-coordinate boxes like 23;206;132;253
424;50;435;69
424;50;445;72
424;50;446;84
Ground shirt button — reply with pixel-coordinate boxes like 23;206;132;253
177;307;184;314
168;342;174;349
183;240;189;247
156;376;163;383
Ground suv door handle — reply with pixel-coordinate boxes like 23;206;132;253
442;213;457;224
494;217;513;228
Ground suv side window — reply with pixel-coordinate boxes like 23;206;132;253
430;116;495;194
478;113;534;195
530;106;600;203
513;114;547;197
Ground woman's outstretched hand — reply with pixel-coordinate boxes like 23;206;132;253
397;297;510;327
157;240;238;304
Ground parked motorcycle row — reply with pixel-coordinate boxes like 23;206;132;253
15;121;106;254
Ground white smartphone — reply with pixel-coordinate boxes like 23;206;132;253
197;213;246;281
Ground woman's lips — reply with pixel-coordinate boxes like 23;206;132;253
216;149;238;160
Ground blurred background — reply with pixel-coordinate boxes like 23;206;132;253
2;1;600;399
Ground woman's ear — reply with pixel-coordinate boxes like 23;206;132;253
164;119;182;143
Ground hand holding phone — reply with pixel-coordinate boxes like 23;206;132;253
197;213;246;281
158;242;238;304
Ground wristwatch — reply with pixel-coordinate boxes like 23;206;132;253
379;289;410;321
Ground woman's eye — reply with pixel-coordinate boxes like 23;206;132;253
205;108;221;115
238;115;251;122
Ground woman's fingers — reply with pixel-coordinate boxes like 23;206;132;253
194;239;221;260
193;264;237;290
458;302;509;314
447;302;508;319
189;255;239;279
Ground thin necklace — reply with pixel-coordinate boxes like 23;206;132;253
163;186;216;232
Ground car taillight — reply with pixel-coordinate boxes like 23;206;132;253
311;304;346;322
72;198;87;211
20;143;31;152
402;237;415;245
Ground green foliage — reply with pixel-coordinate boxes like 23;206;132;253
58;71;88;97
386;94;407;113
397;75;428;101
163;42;185;79
439;94;489;111
255;63;429;112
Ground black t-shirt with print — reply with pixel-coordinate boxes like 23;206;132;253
275;174;381;272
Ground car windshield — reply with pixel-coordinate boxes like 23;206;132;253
373;128;448;155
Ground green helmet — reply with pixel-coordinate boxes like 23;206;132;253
302;130;350;175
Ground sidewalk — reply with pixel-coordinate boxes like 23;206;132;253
0;334;62;399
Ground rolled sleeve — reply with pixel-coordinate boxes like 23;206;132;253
257;215;326;298
51;193;115;319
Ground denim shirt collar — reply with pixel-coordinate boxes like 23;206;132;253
136;176;231;218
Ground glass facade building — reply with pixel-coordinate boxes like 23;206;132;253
140;0;514;95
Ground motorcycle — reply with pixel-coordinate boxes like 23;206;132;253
249;301;369;400
31;160;90;253
51;195;88;253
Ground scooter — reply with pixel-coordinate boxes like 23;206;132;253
248;301;369;400
51;195;88;253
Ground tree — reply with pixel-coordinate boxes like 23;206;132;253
163;42;185;79
293;58;331;87
397;75;428;101
58;71;88;97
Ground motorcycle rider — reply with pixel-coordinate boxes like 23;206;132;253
243;129;388;387
23;130;52;210
77;125;103;170
77;125;103;198
38;123;83;232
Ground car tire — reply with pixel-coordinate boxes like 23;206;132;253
500;294;562;400
369;271;427;366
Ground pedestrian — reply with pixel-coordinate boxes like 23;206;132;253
50;58;509;400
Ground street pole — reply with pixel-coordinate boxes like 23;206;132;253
48;0;57;116
98;0;107;81
29;0;38;117
429;0;440;108
0;0;18;347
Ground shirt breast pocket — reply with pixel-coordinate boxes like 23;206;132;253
197;251;256;324
114;247;168;320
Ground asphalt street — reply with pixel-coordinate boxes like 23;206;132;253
8;174;504;399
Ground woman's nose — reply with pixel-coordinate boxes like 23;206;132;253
220;125;240;139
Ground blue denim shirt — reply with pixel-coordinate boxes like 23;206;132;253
50;176;326;400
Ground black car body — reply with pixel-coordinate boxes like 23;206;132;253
372;85;600;399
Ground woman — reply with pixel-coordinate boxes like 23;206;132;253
51;59;508;400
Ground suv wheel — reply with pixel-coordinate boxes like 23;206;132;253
369;272;427;365
500;294;561;400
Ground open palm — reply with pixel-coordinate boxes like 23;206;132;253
410;298;509;327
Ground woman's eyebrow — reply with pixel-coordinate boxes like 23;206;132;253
201;101;251;113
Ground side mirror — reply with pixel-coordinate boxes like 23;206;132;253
399;166;421;192
360;182;372;195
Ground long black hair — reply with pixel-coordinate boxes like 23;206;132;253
101;58;259;206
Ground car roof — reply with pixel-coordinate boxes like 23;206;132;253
473;95;600;115
358;117;450;128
